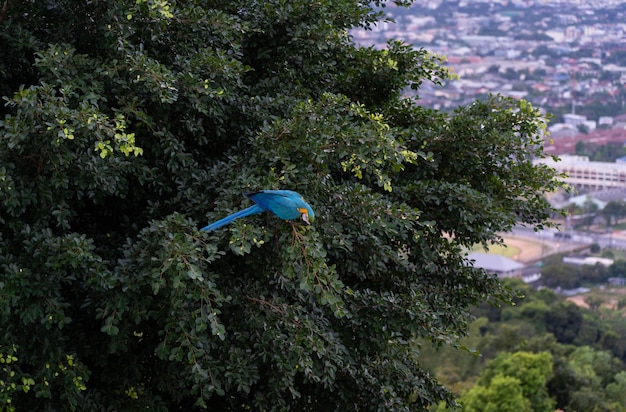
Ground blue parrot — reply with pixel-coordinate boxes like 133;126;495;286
201;190;315;231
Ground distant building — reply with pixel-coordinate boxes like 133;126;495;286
563;256;614;267
608;277;626;286
583;120;597;131
599;116;614;127
586;188;626;203
462;35;499;47
494;49;521;59
564;113;587;127
547;123;577;138
468;252;541;283
559;194;606;210
534;155;626;190
557;287;590;297
468;252;525;278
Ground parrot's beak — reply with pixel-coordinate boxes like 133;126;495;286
301;213;310;225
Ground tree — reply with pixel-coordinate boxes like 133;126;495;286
577;123;590;134
473;351;554;412
579;263;609;284
541;264;582;289
460;374;532;412
0;0;563;410
585;295;604;311
457;351;554;412
423;282;626;410
565;346;626;411
606;371;626;410
568;346;623;388
590;243;601;254
609;259;626;278
581;197;600;231
601;200;626;227
503;299;550;334
546;303;584;344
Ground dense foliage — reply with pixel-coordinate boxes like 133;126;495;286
0;0;562;410
423;279;626;411
574;141;626;163
540;252;626;289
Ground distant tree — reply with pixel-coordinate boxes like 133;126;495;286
545;343;586;407
417;317;489;395
608;260;626;278
601;330;626;361
546;303;584;344
606;371;626;409
428;282;626;410
585;295;604;311
602;250;615;259
573;313;603;347
477;26;507;37
602;200;626;227
460;375;532;412
577;124;590;134
541;264;581;289
590;243;601;253
580;263;609;284
566;346;626;411
531;44;555;58
515;33;553;41
512;82;527;92
604;50;626;65
479;323;538;359
515;300;551;334
569;346;623;387
502;68;519;80
464;351;554;412
569;387;605;411
581;198;599;231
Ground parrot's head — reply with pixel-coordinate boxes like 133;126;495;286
298;202;315;225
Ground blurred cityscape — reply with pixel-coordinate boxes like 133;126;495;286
352;0;626;148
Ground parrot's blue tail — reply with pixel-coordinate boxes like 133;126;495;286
201;204;265;231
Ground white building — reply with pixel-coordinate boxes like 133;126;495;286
599;116;614;127
467;252;525;278
563;113;587;127
563;256;614;267
534;155;626;190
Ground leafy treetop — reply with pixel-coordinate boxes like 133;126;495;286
0;0;563;410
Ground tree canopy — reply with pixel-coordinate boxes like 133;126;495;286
421;279;626;412
0;0;563;410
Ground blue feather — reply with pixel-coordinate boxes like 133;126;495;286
200;204;264;231
201;190;314;231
